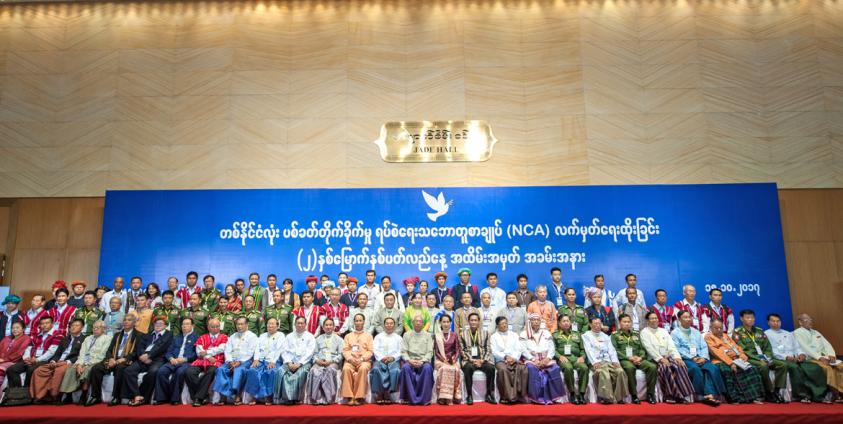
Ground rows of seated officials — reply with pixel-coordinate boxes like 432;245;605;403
0;267;841;407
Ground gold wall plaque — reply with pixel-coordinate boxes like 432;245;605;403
373;120;498;163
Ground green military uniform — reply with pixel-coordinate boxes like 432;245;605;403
238;309;263;336
262;303;295;334
209;310;236;336
557;304;588;333
73;306;102;336
552;329;589;396
611;329;657;398
179;306;209;336
733;326;787;396
200;288;221;313
152;304;181;335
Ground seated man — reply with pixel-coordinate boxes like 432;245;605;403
520;313;564;405
372;316;402;404
276;316;316;404
793;313;843;402
582;316;629;404
244;317;286;405
30;318;84;404
459;312;496;405
490;316;527;404
185;318;228;406
86;314;141;406
765;313;828;403
124;316;173;406
733;309;786;403
671;310;725;406
640;311;696;404
154;317;198;405
59;320;111;405
552;315;588;405
341;314;374;406
6;316;60;391
610;314;657;404
705;318;765;404
399;315;434;405
306;318;343;405
213;316;257;405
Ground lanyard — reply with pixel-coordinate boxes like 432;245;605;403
558;332;573;345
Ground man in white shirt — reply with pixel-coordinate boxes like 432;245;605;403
582;316;629;404
490;316;526;404
99;277;128;313
793;313;842;400
276;316;316;404
478;293;497;334
611;273;646;313
372;316;402;403
546;267;566;308
480;272;507;311
373;276;404;313
213;317;257;405
765;313;828;403
357;270;381;311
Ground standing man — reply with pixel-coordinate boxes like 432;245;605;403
673;284;704;332
264;289;295;335
22;295;48;336
372;293;403;336
245;273;268;312
47;288;76;338
557;288;588;333
357;270;381;311
733;309;787;403
179;293;208;337
432;272;450;308
100;277;128;313
547;267;566;308
176;272;201;310
124;277;144;313
649;289;676;331
200;275;221;313
702;288;735;334
454;292;480;334
582;274;609;308
496;293;527;335
513;274;535;309
612;274;646;312
480;272;506;311
67;281;87;308
526;285;559;333
451;268;480;308
339;278;359;308
292;291;322;336
73;291;102;337
152;291;181;335
616;288;648;332
374;276;404;313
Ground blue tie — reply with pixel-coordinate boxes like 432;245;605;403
119;332;128;352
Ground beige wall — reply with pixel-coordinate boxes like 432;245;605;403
0;0;841;196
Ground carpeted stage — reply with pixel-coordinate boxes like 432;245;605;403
1;403;841;424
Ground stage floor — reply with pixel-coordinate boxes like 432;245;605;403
0;403;841;424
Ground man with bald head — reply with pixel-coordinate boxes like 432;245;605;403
100;277;128;313
793;313;843;401
185;318;228;406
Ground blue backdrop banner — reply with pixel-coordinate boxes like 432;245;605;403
99;183;791;327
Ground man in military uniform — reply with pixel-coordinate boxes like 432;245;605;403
209;297;236;336
611;314;657;404
263;289;294;335
153;290;182;335
73;291;102;336
733;309;786;403
557;288;588;333
552;314;588;404
179;293;208;336
239;295;263;336
200;275;221;313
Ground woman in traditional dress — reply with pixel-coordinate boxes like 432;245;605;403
433;314;462;404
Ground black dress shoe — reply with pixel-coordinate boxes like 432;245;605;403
631;396;641;405
599;398;613;405
485;394;497;404
192;399;204;407
171;401;181;406
108;398;120;406
466;396;473;405
84;397;101;407
647;395;657;404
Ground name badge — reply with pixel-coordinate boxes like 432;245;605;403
352;344;359;353
755;344;763;356
540;321;547;330
571;323;578;332
777;344;784;352
508;324;513;332
556;297;563;307
625;346;633;357
471;346;479;357
663;323;670;331
219;321;225;331
564;345;572;355
689;346;697;356
693;318;699;327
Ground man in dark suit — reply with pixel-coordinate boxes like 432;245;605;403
155;317;198;405
451;268;480;308
30;318;85;404
85;314;141;406
1;295;24;340
124;316;173;406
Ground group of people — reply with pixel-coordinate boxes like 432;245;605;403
0;267;841;408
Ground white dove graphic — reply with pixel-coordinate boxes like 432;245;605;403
422;190;453;222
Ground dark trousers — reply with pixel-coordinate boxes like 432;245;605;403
462;361;495;398
123;360;164;400
155;362;191;403
185;366;217;402
5;361;43;387
88;362;130;401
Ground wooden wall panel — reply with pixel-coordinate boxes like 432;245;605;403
0;0;840;196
